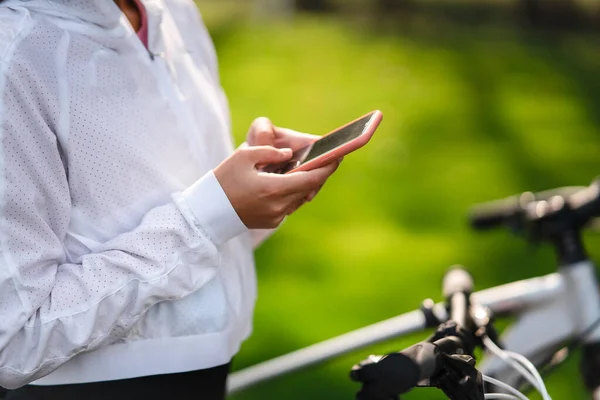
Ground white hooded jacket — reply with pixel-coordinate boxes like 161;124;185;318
0;0;258;389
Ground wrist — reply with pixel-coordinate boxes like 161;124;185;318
174;170;248;246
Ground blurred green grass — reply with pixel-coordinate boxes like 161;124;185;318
197;4;600;399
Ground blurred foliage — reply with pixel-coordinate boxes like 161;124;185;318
197;2;600;399
272;0;600;29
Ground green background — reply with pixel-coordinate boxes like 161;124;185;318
198;3;600;399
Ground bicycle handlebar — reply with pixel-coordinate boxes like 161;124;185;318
351;268;479;398
350;336;467;398
349;341;437;396
469;180;600;238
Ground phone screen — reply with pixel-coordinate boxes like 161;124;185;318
266;113;375;174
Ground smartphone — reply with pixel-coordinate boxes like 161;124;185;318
263;110;383;174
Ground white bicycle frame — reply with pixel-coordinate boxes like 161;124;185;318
227;260;600;397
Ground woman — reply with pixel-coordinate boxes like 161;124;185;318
0;1;339;398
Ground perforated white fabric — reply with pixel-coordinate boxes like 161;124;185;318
0;0;257;389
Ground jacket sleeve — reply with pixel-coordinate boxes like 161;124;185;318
0;38;247;391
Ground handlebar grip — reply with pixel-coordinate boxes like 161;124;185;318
469;211;507;230
468;195;528;231
468;182;600;234
351;342;440;396
401;342;440;382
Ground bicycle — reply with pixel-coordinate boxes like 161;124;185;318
226;179;600;399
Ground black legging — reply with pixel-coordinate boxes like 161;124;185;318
4;363;231;400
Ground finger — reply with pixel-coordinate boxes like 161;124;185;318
275;160;340;195
310;158;341;180
248;117;276;146
285;196;308;216
243;146;292;166
259;168;328;195
273;127;321;150
305;187;321;202
282;188;313;207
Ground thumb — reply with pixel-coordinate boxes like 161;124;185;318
249;117;276;146
245;145;293;165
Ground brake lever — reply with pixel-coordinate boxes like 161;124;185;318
419;353;485;400
413;310;486;400
438;354;485;400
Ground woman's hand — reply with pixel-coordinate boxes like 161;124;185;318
246;117;320;150
214;145;340;229
245;117;341;206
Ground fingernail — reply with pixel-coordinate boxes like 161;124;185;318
281;148;292;156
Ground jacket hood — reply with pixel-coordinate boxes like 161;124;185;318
2;0;125;29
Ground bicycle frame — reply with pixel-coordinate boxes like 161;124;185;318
478;260;600;395
227;260;600;396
